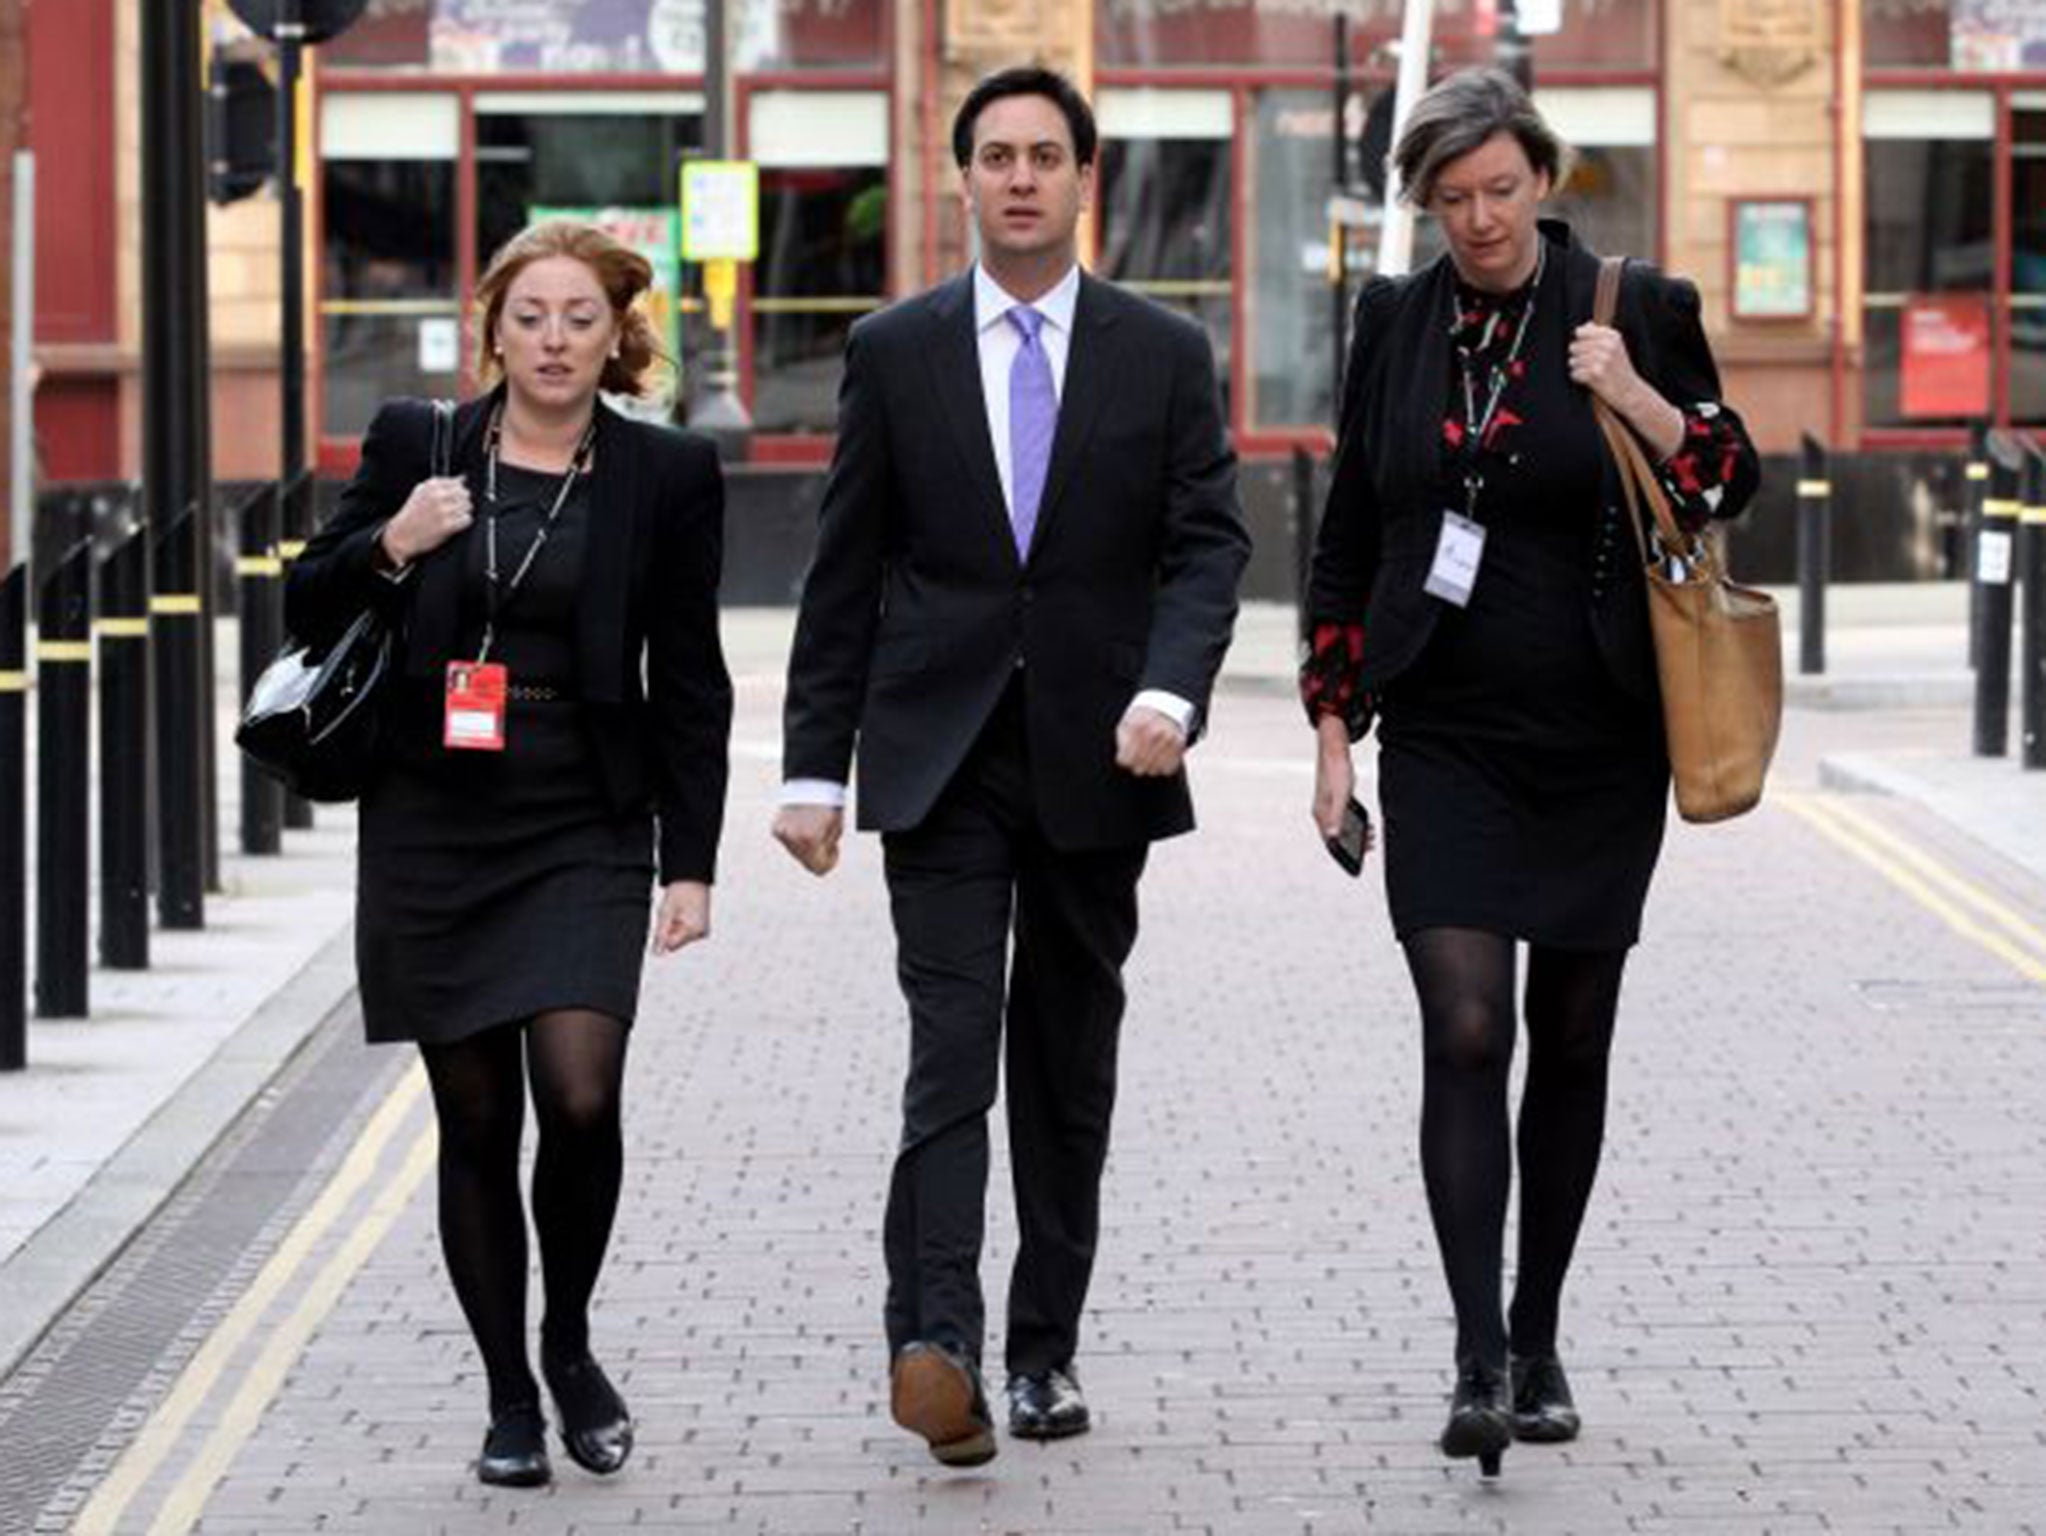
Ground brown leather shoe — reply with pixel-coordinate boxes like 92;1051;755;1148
890;1342;997;1467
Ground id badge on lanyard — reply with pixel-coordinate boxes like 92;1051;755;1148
445;661;508;751
441;409;596;753
1424;511;1487;608
1431;249;1541;610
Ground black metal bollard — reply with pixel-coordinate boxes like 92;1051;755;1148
99;532;152;970
1972;442;2020;758
36;542;94;1019
237;481;284;855
153;504;207;930
1;567;26;1069
1967;420;1990;669
1797;432;1830;676
278;472;315;832
2021;440;2046;772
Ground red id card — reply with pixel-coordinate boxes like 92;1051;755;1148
444;661;508;751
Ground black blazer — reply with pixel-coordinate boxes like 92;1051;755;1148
783;271;1251;849
284;391;733;884
1309;220;1760;705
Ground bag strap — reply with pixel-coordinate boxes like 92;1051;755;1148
429;398;455;479
1587;257;1708;576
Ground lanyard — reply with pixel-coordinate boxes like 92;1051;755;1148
475;406;598;665
1453;241;1544;521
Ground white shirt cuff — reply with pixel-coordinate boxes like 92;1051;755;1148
1127;690;1196;737
780;779;848;808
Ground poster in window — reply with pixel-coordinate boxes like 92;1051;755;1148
1729;198;1812;320
1899;293;1992;420
1952;0;2046;70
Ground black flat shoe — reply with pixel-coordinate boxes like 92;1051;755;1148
542;1350;635;1476
477;1403;552;1488
1005;1366;1090;1440
1510;1354;1581;1443
1439;1360;1511;1478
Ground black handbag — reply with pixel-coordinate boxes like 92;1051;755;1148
235;399;452;802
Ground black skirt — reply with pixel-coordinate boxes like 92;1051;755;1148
356;694;654;1044
1376;519;1668;951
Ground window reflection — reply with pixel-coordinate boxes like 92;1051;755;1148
1249;90;1342;430
1863;136;1994;426
1098;136;1234;409
321;158;458;438
2011;110;2046;424
750;167;887;432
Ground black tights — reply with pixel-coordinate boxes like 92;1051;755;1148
1401;928;1628;1369
420;1009;629;1415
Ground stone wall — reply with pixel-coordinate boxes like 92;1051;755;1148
1665;0;1844;451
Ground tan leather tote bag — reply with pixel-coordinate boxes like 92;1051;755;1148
1590;257;1782;823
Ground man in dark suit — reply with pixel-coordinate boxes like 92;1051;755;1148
773;66;1249;1468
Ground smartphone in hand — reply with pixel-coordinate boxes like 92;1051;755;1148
1325;796;1374;877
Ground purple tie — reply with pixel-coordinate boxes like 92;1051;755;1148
1006;305;1055;557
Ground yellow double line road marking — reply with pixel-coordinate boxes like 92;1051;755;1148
1780;792;2046;987
74;1063;434;1536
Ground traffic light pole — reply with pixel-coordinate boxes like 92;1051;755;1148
275;0;315;829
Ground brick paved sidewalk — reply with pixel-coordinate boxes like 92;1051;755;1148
95;678;2044;1536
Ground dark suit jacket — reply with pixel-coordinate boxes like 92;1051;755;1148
284;390;733;884
782;270;1251;849
1309;220;1761;705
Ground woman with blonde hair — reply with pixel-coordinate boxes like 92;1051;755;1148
288;219;732;1487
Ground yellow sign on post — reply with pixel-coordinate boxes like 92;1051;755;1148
702;259;739;331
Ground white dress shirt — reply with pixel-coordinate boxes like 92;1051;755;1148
781;264;1194;810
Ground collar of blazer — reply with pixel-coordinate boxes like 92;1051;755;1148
408;384;641;702
1370;219;1603;508
924;269;1125;569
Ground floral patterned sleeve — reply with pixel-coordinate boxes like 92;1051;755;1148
1299;621;1375;742
1655;401;1747;535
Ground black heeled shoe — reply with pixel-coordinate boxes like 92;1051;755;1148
477;1402;552;1487
1439;1360;1511;1477
542;1349;635;1476
1510;1353;1581;1443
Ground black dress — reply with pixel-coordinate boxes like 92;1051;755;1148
357;464;655;1044
1377;260;1667;951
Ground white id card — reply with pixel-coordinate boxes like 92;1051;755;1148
1424;511;1487;608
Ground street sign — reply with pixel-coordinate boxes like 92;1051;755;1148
680;161;760;264
225;0;369;45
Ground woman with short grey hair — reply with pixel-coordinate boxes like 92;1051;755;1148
1301;67;1759;1478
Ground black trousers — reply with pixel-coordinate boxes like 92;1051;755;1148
880;683;1146;1377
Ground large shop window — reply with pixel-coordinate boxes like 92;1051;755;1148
1096;0;1653;71
319;93;460;441
747;91;888;433
1867;1;2046;71
324;0;886;74
1097;89;1234;412
1863;91;1995;428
